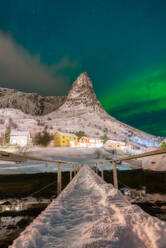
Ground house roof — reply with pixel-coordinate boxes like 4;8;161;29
10;130;30;136
106;140;126;145
79;137;103;143
56;132;77;138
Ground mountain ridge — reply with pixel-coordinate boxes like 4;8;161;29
0;72;163;147
0;87;66;115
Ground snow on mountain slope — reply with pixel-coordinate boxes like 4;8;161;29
10;166;166;248
0;109;39;135
0;87;66;115
0;73;162;147
44;73;161;147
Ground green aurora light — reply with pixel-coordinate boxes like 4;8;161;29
99;68;166;137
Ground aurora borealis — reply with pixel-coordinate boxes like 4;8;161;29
101;68;166;136
0;0;166;136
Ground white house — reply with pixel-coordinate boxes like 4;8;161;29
105;139;144;155
88;138;104;148
78;137;104;148
10;131;31;147
104;140;126;150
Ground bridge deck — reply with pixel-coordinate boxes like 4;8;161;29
10;166;166;248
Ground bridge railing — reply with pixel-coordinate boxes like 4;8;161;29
97;148;166;189
0;148;166;193
0;150;82;195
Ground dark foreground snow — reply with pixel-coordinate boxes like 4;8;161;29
10;166;166;248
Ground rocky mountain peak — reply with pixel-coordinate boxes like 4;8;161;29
67;72;93;98
58;72;106;113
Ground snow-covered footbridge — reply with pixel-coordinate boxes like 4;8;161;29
10;165;166;248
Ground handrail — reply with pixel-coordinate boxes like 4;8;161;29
0;150;82;196
106;148;166;163
100;148;166;189
0;150;81;165
1;148;166;192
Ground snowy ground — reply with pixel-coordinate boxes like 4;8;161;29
0;107;161;149
10;166;166;248
0;147;132;174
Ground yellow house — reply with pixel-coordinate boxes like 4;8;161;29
54;132;78;147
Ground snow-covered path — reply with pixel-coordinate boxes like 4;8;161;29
10;166;166;248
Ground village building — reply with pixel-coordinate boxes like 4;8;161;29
78;136;89;148
104;139;126;150
104;139;144;155
54;132;78;147
79;136;103;148
10;131;31;147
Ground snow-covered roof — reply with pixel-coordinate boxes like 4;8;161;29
106;139;126;145
10;130;30;136
56;132;77;138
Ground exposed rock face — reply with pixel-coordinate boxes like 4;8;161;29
57;72;107;114
10;166;166;248
42;96;66;115
0;88;66;115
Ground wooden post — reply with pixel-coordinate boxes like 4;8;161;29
70;164;73;181
112;161;118;189
57;162;62;195
101;163;104;180
74;165;76;176
96;163;98;174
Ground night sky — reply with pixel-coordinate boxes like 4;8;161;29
0;1;166;136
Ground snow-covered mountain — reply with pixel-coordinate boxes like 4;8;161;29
0;87;66;115
0;72;163;147
45;73;161;147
